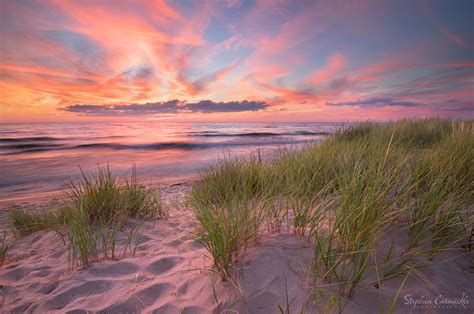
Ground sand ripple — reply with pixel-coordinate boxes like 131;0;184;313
1;197;472;313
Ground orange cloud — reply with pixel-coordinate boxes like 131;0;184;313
1;1;472;121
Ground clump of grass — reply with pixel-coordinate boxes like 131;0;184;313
313;133;410;297
123;167;167;219
407;123;473;255
189;155;270;280
310;120;473;297
67;165;166;223
0;231;10;267
192;153;269;207
63;201;128;268
334;118;456;149
8;208;66;237
189;118;473;302
7;166;165;269
192;198;267;280
66;166;124;224
63;165;165;268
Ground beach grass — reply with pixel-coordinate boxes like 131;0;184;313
66;165;166;222
0;231;9;267
63;165;165;267
8;208;66;237
188;118;474;297
7;166;166;268
123;167;167;219
189;155;270;279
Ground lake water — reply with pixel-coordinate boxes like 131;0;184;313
0;122;347;205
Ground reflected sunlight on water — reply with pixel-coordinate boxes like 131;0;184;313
0;121;347;203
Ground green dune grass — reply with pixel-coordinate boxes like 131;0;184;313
0;231;9;267
8;166;166;268
189;118;474;295
4;119;472;301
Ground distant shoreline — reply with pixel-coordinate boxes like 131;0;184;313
0;176;198;210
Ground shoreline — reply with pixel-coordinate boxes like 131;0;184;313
0;176;199;211
1;119;473;313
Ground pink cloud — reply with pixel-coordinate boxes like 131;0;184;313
308;53;346;85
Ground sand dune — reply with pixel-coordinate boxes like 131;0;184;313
1;184;472;313
1;205;220;313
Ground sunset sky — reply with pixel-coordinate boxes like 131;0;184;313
1;0;473;122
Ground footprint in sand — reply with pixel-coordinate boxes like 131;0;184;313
65;310;88;314
165;239;182;247
151;303;180;313
181;305;205;314
44;280;112;310
177;282;188;295
38;280;59;294
179;221;193;229
189;241;204;249
100;282;173;313
10;302;33;313
31;269;52;277
146;256;182;275
0;266;31;281
89;260;139;277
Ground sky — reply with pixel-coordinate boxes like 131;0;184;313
1;0;473;122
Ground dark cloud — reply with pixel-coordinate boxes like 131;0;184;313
436;99;474;112
184;100;267;113
63;100;181;116
326;97;423;108
62;100;268;116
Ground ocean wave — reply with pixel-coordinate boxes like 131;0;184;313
1;138;320;155
190;131;330;137
74;142;200;150
0;143;64;150
0;136;60;142
1;142;202;155
0;135;124;143
294;131;331;135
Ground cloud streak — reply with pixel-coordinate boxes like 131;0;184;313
1;1;473;121
62;100;268;116
326;97;423;108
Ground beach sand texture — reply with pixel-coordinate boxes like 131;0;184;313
1;183;472;313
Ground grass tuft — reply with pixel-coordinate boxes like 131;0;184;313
63;165;165;268
189;154;270;280
9;208;66;237
0;231;9;267
188;118;474;301
7;165;165;269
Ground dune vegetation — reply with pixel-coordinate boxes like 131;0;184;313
0;231;9;267
189;118;473;299
2;118;472;312
7;166;166;268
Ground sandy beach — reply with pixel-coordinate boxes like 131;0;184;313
1;180;472;313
